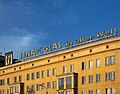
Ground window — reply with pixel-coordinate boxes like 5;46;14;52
10;87;14;94
19;67;21;69
111;72;115;80
106;45;109;49
111;56;115;65
82;90;86;94
36;71;40;79
7;78;10;84
106;88;116;94
47;69;51;77
41;83;45;90
105;56;115;66
48;60;50;62
66;77;72;89
31;85;35;92
47;82;51;89
106;88;111;94
14;76;17;83
32;64;34;66
27;74;30;80
59;78;64;90
106;57;110;66
89;60;93;69
36;84;40;91
71;54;73;57
63;56;66;59
53;68;56;75
31;73;35;80
0;79;5;86
26;86;30;92
89;75;93;83
15;86;19;93
66;91;72;94
53;81;56;89
82;76;86;84
0;90;4;94
19;75;22;82
42;71;45;78
106;72;110;81
89;90;93;94
96;89;100;94
106;72;115;81
63;66;66;73
82;62;86;70
58;92;64;94
96;74;100;82
70;64;74;72
96;59;100;67
90;49;92;53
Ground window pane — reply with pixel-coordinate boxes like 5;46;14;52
70;64;74;72
96;89;100;94
112;88;116;94
31;85;35;92
96;74;100;82
106;73;110;81
63;66;66;73
111;72;115;80
66;77;72;89
19;75;22;82
31;73;35;79
53;68;56;75
58;92;64;94
14;77;17;83
36;84;40;91
15;86;19;93
47;82;51;89
82;76;86;84
42;71;45;78
7;78;10;84
47;69;51;77
36;71;40;78
89;90;93;94
59;78;64;90
106;57;110;66
96;59;100;67
82;62;86;70
41;83;45;90
53;81;56;89
82;91;86;94
89;60;93;69
89;75;93;83
111;56;115;64
66;91;72;94
27;74;30;80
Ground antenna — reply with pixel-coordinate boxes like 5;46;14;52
0;48;2;55
4;47;6;56
0;51;2;55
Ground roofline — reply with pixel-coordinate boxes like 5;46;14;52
0;36;120;70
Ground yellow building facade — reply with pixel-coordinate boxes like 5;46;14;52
0;35;120;94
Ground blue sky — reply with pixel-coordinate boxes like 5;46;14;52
0;0;120;58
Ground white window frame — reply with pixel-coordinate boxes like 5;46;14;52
70;64;74;72
89;60;93;69
96;59;100;67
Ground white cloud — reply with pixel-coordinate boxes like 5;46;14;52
0;27;49;58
